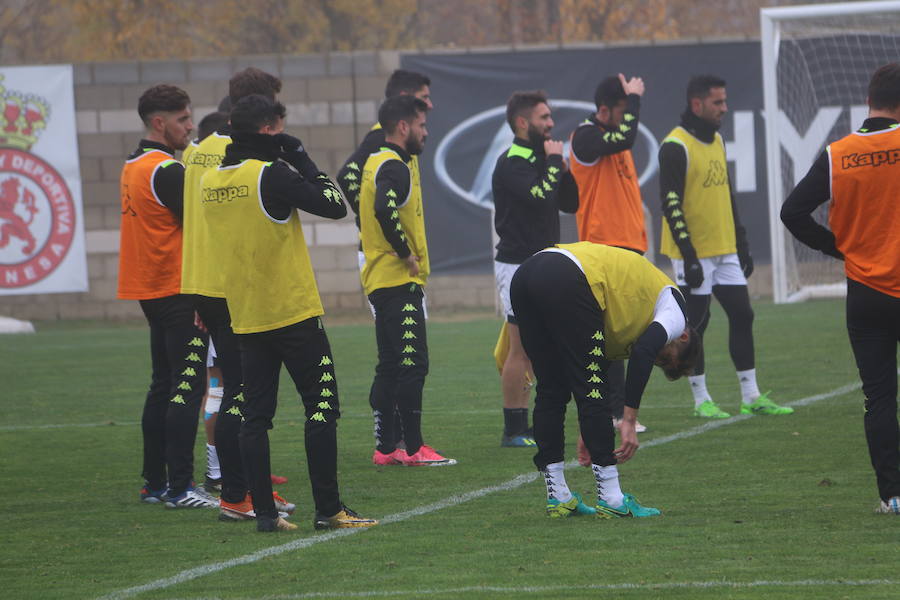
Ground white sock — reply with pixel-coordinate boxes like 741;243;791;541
206;443;221;479
592;464;624;508
689;374;711;407
541;461;572;502
737;369;760;404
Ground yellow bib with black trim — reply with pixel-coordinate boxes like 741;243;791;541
659;126;735;259
369;123;421;207
201;159;323;334
359;147;429;295
181;132;231;296
559;242;676;360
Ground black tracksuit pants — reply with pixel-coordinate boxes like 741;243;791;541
194;296;246;504
368;283;429;455
238;317;342;520
846;278;900;502
138;294;208;496
510;252;617;469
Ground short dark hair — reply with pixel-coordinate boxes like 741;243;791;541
229;67;282;104
594;76;626;110
197;111;228;141
137;84;190;126
378;95;428;134
868;62;900;111
662;325;703;381
217;95;232;114
229;94;286;134
505;90;548;131
686;75;726;104
384;69;431;99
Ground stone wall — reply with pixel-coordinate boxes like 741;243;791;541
0;50;497;321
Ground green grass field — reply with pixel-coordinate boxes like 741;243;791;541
2;299;897;599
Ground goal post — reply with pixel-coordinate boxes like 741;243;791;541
761;1;900;303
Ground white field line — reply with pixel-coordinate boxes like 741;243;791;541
98;378;870;600
167;578;900;599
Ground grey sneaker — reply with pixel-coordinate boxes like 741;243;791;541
164;487;218;509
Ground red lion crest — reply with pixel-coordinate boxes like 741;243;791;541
0;175;38;256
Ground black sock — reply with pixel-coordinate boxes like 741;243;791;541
503;408;529;436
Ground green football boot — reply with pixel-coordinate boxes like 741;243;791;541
693;399;731;419
595;493;661;518
546;492;597;518
740;392;794;415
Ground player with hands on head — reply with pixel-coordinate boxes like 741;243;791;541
569;71;650;442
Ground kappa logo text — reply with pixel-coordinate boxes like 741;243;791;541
203;185;249;203
841;148;900;169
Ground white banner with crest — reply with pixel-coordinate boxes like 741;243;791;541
0;64;87;295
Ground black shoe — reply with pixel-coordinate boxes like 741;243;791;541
257;515;297;532
204;476;222;495
313;504;378;530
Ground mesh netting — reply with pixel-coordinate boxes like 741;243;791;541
773;10;900;300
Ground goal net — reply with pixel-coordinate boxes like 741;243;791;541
761;1;900;303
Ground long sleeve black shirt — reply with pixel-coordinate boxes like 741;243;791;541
492;137;579;264
624;288;688;408
570;94;641;163
221;132;346;222
780;116;899;259
372;141;415;259
129;139;185;221
337;127;386;225
657;111;749;260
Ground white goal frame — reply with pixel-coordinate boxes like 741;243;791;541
761;0;900;303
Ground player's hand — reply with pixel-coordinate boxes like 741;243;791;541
738;250;754;278
544;140;564;157
193;311;207;333
614;417;639;463
390;252;420;277
274;133;304;153
618;73;645;97
684;257;704;289
404;254;420;277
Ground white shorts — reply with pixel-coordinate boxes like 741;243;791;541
358;250;376;318
494;260;520;322
670;253;746;295
206;337;217;368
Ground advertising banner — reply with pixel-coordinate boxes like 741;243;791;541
403;42;770;273
0;64;87;295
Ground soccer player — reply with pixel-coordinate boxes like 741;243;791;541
362;95;455;467
337;69;433;450
181;68;295;520
118;84;216;509
659;75;792;419
781;62;900;515
570;73;648;435
202;93;377;532
186;109;228;495
337;69;433;233
510;242;699;517
492;90;578;447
